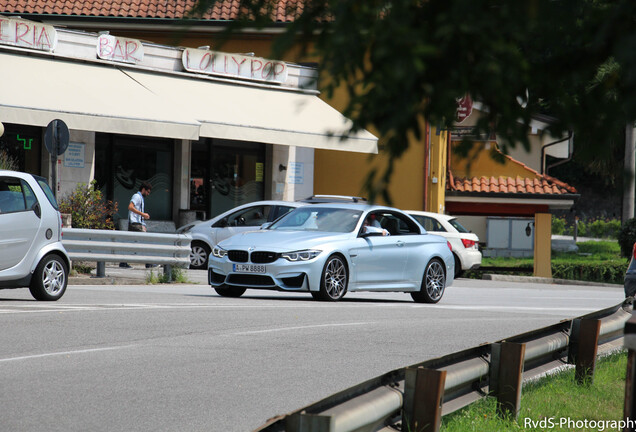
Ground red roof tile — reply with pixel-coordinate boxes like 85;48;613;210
0;1;303;21
447;171;577;195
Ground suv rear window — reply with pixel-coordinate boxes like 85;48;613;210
35;176;59;210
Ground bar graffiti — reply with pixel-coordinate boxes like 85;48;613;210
97;34;144;64
182;48;288;84
0;15;57;52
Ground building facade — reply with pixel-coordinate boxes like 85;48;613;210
0;14;377;228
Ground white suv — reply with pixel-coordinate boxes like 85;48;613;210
0;170;70;301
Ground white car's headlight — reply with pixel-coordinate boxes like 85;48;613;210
281;250;321;262
212;246;228;258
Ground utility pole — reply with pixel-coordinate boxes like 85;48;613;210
624;123;636;223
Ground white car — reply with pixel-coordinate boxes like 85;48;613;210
407;210;481;278
0;170;70;301
177;200;303;269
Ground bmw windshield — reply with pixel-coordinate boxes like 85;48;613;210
270;207;362;233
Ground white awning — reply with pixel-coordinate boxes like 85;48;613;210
126;70;378;154
0;51;200;140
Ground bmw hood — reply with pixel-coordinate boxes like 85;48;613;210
217;230;351;251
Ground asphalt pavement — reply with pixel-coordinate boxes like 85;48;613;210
68;261;624;289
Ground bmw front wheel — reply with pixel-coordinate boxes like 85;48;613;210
313;255;348;301
29;254;68;301
411;259;445;304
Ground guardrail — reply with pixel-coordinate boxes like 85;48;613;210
255;299;632;432
62;228;191;277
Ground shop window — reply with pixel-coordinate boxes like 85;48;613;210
95;134;173;222
209;140;265;218
190;139;265;220
0;124;42;174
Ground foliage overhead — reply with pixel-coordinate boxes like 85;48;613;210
189;0;636;202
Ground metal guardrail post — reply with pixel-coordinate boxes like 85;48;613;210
624;312;636;431
575;319;601;384
286;413;332;431
492;342;525;420
163;265;172;281
403;367;446;432
96;262;105;278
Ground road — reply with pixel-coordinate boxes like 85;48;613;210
0;277;624;432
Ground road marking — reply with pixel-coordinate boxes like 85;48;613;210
0;345;135;363
426;304;600;312
232;322;375;335
0;301;615;315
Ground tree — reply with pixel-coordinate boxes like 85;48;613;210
189;0;636;203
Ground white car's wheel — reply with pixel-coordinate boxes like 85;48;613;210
411;259;445;304
29;255;68;301
454;254;463;278
190;241;211;270
313;255;348;301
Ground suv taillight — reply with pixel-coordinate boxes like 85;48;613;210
461;238;476;249
447;241;452;252
632;243;636;260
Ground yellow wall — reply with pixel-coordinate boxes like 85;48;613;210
450;141;540;180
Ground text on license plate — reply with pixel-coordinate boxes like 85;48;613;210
233;264;266;273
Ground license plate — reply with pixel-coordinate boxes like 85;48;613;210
233;264;266;273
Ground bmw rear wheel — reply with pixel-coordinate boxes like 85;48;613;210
314;255;348;301
190;241;211;270
29;254;68;301
411;259;445;304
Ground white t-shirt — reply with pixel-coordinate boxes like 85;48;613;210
129;191;145;225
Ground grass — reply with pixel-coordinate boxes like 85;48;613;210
440;351;627;432
145;266;190;284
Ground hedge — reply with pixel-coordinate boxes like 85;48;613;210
466;261;627;285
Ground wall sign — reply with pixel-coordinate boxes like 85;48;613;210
182;48;288;84
97;34;144;64
287;162;304;185
0;15;57;52
63;142;85;168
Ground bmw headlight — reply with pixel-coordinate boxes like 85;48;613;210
281;249;321;262
212;246;228;258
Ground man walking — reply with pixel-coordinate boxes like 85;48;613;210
119;181;153;268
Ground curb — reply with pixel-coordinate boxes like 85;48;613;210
483;273;623;288
69;276;146;285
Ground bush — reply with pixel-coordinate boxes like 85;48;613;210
0;150;18;171
58;181;118;229
552;216;566;235
618;218;636;258
552;261;626;284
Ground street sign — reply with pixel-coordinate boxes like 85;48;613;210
44;119;70;156
44;119;69;200
456;94;473;123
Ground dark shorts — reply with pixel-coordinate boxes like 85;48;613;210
129;223;146;232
